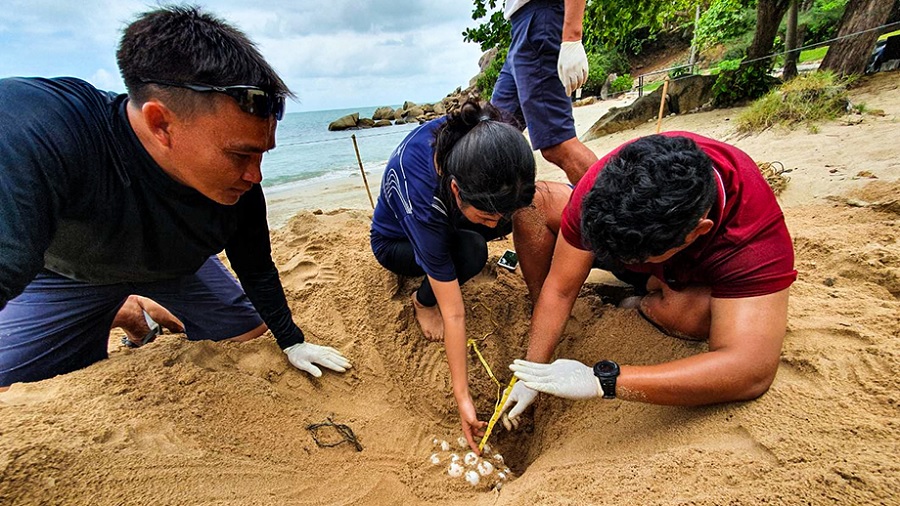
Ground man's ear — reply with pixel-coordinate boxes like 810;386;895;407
690;218;714;240
141;100;175;148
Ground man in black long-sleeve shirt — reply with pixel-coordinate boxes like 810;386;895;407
0;6;351;389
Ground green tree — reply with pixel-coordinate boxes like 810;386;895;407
462;0;510;51
463;0;699;55
582;0;698;53
820;0;896;75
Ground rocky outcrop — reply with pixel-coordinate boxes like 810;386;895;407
470;47;500;87
326;86;481;131
582;75;717;141
664;74;717;114
327;113;359;131
372;106;395;120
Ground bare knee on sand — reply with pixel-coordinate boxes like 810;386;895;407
412;293;444;342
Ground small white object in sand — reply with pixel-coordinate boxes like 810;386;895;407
440;440;450;452
429;453;440;465
457;437;468;448
448;462;464;478
463;452;478;466
493;454;505;465
482;444;491;454
465;470;480;486
449;453;460;462
477;460;494;476
497;471;507;481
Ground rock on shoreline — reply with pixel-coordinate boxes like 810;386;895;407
327;86;479;131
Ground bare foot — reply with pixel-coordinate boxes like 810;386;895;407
411;294;444;342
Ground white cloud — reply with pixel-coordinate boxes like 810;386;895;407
0;1;487;111
88;68;121;91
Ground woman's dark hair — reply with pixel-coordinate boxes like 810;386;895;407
117;5;293;115
580;135;717;263
433;100;536;216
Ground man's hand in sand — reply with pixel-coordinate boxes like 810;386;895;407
458;393;487;453
411;294;443;342
284;342;351;378
498;379;539;431
112;295;184;346
511;359;603;400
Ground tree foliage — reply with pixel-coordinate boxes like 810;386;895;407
694;0;758;51
582;0;697;53
463;0;698;55
462;0;510;51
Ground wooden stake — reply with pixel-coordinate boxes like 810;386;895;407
351;134;375;209
656;75;670;134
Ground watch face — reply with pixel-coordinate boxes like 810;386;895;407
594;360;619;377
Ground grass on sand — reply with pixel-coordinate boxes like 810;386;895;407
735;71;851;133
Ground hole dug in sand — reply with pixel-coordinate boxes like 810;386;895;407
424;423;539;492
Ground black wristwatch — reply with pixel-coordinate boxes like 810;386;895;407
592;360;620;399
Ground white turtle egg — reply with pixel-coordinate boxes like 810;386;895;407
448;462;464;477
482;444;491;454
477;460;494;476
457;437;468;448
494;481;503;491
432;438;440;446
465;470;480;486
463;452;479;466
493;453;505;465
449;453;460;462
497;471;507;481
503;467;511;475
440;440;450;452
429;453;440;465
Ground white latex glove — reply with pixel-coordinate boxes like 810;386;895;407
499;377;539;431
510;358;602;400
557;40;589;96
284;342;351;378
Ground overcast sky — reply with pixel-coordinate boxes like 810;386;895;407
0;1;487;112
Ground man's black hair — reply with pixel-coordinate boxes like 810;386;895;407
581;135;717;263
433;100;536;217
117;5;293;114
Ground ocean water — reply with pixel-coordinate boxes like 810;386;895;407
261;106;420;192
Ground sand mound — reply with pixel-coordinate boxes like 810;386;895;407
3;183;898;504
2;73;899;505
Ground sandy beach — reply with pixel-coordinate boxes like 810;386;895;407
1;72;898;505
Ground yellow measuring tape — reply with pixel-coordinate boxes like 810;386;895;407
466;303;516;452
467;303;502;410
478;376;517;452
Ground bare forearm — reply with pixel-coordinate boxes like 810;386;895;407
618;351;777;406
443;314;470;401
562;0;587;41
526;289;578;363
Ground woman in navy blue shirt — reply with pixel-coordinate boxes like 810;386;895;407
371;101;541;452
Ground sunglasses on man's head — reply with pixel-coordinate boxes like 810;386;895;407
139;79;285;120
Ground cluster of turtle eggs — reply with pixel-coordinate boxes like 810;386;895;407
429;437;512;489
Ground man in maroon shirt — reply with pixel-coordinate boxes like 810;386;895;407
501;132;797;424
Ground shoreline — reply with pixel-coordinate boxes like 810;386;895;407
266;74;900;229
265;96;635;229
